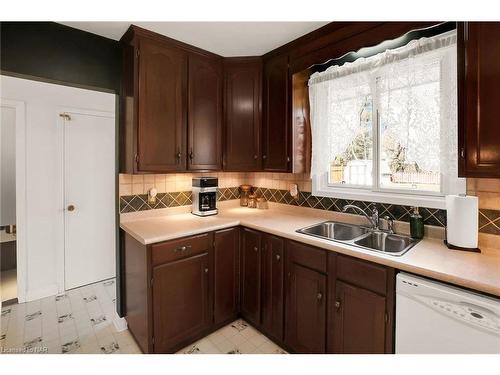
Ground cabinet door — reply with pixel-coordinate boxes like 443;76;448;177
261;234;284;340
214;228;239;325
224;58;262;171
460;22;500;177
263;53;290;172
137;37;187;172
152;253;210;353
333;280;386;354
285;263;326;353
240;228;262;326
188;54;223;170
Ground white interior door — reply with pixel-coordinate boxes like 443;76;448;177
63;109;116;290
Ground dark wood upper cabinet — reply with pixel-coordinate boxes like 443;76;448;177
188;54;223;170
332;281;386;354
263;53;291;172
223;58;262;171
240;228;262;326
261;234;284;341
137;37;187;172
214;228;240;325
152;253;210;353
459;22;500;177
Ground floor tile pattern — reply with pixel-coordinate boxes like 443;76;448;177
1;279;285;354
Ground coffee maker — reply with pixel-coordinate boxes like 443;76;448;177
191;177;218;216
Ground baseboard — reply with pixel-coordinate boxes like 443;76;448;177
113;311;128;332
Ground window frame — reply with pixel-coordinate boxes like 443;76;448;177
313;71;451;210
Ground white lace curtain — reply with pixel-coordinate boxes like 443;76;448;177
309;30;465;195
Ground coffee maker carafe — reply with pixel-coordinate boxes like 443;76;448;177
192;177;218;216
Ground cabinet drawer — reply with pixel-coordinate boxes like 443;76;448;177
287;240;327;273
152;233;210;266
336;255;387;295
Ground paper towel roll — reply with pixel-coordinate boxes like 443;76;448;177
446;195;478;249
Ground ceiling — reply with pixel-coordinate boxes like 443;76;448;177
59;22;329;57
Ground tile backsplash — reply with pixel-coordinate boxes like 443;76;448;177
119;173;500;237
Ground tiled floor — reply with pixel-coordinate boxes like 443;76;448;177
1;278;141;354
176;320;287;354
1;278;286;354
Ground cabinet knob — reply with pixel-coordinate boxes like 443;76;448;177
175;245;191;252
262;154;267;159
317;292;323;301
335;300;341;310
275;254;281;262
67;204;75;212
253;246;258;252
253;155;258;160
189;149;194;159
204;268;209;274
176;151;182;159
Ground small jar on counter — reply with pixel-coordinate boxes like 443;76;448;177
247;193;258;208
239;185;253;206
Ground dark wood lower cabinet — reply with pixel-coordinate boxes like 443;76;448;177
285;262;327;353
214;228;240;325
152;253;211;353
123;227;395;354
333;281;386;354
261;234;284;341
240;228;262;326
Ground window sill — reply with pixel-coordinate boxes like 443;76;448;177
312;177;447;209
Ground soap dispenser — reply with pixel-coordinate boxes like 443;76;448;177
410;206;424;239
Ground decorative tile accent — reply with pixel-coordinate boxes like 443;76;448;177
119;187;241;213
58;313;73;323
90;315;107;326
100;342;120;354
25;311;42;321
83;295;97;303
24;337;42;349
231;320;248;332
478;209;500;235
227;349;242;354
183;345;201;354
1;308;11;317
62;340;81;354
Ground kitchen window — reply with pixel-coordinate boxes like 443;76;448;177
309;30;465;209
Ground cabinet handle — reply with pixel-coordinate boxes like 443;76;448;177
335;300;341;310
189;149;194;160
275;254;281;262
175;245;191;252
317;292;323;301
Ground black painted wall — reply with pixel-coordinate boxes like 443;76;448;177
0;22;121;92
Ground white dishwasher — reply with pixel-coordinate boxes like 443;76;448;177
396;272;500;354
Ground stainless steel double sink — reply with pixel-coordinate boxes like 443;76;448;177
296;221;419;256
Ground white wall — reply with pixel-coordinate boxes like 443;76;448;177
1;105;16;225
1;75;115;302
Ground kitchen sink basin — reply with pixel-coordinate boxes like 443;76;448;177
353;231;418;256
296;221;419;256
297;221;370;241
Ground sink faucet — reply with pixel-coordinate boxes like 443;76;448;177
342;204;379;230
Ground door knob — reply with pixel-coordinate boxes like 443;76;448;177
67;205;75;212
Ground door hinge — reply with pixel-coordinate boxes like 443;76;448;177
59;113;71;121
460;147;465;159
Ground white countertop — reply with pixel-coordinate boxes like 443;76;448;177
120;201;500;297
